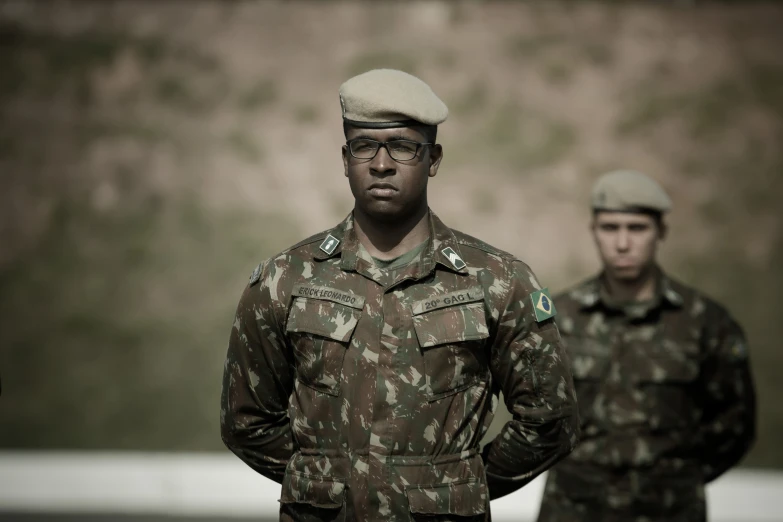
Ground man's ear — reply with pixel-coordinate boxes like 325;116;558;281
342;145;349;177
428;144;443;178
658;220;668;241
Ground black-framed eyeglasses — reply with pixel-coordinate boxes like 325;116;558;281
346;138;433;162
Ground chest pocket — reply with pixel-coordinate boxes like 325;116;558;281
629;339;700;384
567;336;611;381
630;339;701;430
566;336;611;429
411;287;490;401
286;285;364;396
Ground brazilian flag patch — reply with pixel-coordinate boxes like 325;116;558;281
530;288;557;323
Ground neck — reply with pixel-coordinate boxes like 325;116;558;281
353;205;430;261
604;265;657;303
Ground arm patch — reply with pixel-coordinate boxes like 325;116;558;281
530;288;557;323
248;262;264;287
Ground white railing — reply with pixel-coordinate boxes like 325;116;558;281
0;452;780;521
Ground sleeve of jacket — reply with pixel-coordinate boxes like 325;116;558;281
696;307;757;483
220;260;296;484
483;260;581;500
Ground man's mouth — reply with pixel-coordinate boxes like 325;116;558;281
368;183;398;197
613;259;636;269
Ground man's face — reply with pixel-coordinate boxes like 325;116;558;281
591;211;664;281
342;126;442;223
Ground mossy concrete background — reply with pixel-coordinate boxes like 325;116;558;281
0;1;781;470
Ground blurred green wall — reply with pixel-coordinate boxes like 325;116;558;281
0;1;781;469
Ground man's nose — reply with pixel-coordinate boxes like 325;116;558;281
616;229;630;251
370;145;395;175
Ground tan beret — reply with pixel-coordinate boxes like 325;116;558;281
339;69;448;128
591;170;672;213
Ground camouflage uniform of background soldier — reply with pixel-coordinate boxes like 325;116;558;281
537;171;757;522
221;69;580;522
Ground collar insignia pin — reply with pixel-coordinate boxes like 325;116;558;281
441;247;466;270
319;235;340;255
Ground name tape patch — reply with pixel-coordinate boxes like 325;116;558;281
412;286;484;315
292;284;365;310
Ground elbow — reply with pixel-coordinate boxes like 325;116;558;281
221;426;237;451
221;421;255;460
568;409;583;451
551;403;582;454
220;410;242;452
556;411;581;463
738;404;758;457
535;406;581;459
541;407;580;466
744;422;757;457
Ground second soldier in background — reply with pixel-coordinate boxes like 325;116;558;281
538;171;756;522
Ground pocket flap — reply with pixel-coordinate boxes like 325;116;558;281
567;337;610;380
412;301;489;348
632;340;700;383
550;466;604;500
286;296;360;342
279;472;345;508
567;337;610;357
406;480;487;516
635;357;699;383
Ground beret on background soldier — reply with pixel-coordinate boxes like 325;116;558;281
591;169;673;213
339;68;449;128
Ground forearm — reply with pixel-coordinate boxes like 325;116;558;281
696;315;757;484
221;268;296;484
222;412;295;484
483;408;579;499
485;262;580;499
698;404;756;483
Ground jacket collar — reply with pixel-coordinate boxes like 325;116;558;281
312;210;469;279
575;266;684;311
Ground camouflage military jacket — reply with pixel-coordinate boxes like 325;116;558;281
538;270;756;521
221;210;579;522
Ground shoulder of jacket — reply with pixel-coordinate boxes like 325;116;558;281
247;228;333;287
663;275;716;311
284;229;332;253
678;279;737;325
247;259;267;287
453;229;516;260
555;277;598;301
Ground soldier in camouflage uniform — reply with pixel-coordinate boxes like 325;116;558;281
537;170;757;522
221;69;580;521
